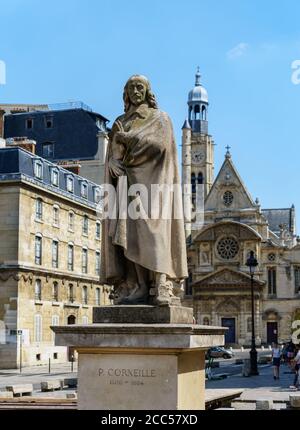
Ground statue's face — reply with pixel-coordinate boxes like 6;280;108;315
127;79;147;106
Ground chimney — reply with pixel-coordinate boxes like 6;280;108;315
6;137;36;154
57;160;81;175
0;109;5;138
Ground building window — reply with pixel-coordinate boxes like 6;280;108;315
51;315;59;342
94;187;101;203
45;117;53;129
68;244;74;271
34;314;42;342
42;143;54;158
26;118;33;129
35;198;43;220
96;221;101;240
53;353;58;359
82;316;88;325
66;175;74;193
95;251;100;276
268;267;277;296
68;212;74;231
67;314;76;325
34;160;43;179
53;282;59;302
95;288;101;306
82;248;88;274
198;172;203;185
36;354;41;361
35;235;42;265
295;267;300;294
52;240;59;268
35;279;42;301
191;173;196;194
82;286;88;305
82;216;89;235
68;284;75;303
53;206;59;226
268;253;276;262
247;317;252;333
81;182;88;199
185;273;193;296
203;317;210;326
51;168;59;187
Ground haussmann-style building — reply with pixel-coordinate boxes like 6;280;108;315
0;140;110;369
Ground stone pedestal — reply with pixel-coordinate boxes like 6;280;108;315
53;320;225;410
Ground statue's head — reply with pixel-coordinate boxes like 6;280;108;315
123;75;158;112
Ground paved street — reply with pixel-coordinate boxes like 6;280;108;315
0;349;299;408
0;362;78;397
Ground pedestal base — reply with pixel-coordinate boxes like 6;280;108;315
53;324;226;410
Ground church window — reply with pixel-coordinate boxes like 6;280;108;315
201;105;206;120
295;267;300;294
217;236;239;260
223;191;234;207
268;253;276;262
195;104;200;120
203;317;210;325
185;273;193;296
268;268;277;296
191;173;196;193
197;172;203;185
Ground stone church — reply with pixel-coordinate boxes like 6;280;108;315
182;69;300;346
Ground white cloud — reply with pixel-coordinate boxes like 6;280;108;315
227;43;249;60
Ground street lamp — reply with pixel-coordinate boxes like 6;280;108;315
246;251;259;376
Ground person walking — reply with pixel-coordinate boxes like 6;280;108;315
289;344;300;389
272;342;281;380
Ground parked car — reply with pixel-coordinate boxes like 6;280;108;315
205;346;234;359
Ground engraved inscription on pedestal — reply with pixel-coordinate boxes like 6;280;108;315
78;354;177;410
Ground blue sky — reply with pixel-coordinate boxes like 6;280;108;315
1;0;300;229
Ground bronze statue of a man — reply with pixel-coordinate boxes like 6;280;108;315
101;75;188;305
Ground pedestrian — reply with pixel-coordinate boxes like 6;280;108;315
286;341;296;367
272;342;281;380
289;344;300;389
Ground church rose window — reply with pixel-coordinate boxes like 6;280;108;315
217;237;239;260
223;191;234;207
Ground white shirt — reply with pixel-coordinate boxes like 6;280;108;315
272;348;281;358
295;350;300;365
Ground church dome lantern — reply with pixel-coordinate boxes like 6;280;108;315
187;67;209;134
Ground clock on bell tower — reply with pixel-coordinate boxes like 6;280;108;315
182;68;215;239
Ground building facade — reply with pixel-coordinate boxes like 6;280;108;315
182;71;300;346
0;145;110;368
2;102;109;185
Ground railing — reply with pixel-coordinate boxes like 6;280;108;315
48;101;93;112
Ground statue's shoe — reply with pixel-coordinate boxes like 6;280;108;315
119;292;149;305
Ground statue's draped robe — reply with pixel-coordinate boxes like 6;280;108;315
101;106;188;284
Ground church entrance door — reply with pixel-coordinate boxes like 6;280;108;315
267;322;278;344
221;318;236;344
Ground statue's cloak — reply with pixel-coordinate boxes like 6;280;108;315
101;107;188;283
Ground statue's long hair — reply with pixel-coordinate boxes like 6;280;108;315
123;75;158;113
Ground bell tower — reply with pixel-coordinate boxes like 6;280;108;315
182;68;214;239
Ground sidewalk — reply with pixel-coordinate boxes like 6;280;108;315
0;362;78;393
206;361;299;404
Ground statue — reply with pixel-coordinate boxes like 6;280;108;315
101;75;188;305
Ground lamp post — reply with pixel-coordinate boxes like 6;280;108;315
246;251;259;376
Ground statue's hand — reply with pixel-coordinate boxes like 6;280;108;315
109;158;125;178
115;131;130;146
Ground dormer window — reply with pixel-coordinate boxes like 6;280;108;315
81;182;88;199
66;175;74;193
51;168;59;187
33;160;43;179
26;118;33;129
94;187;101;203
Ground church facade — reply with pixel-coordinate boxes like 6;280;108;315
182;70;300;346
